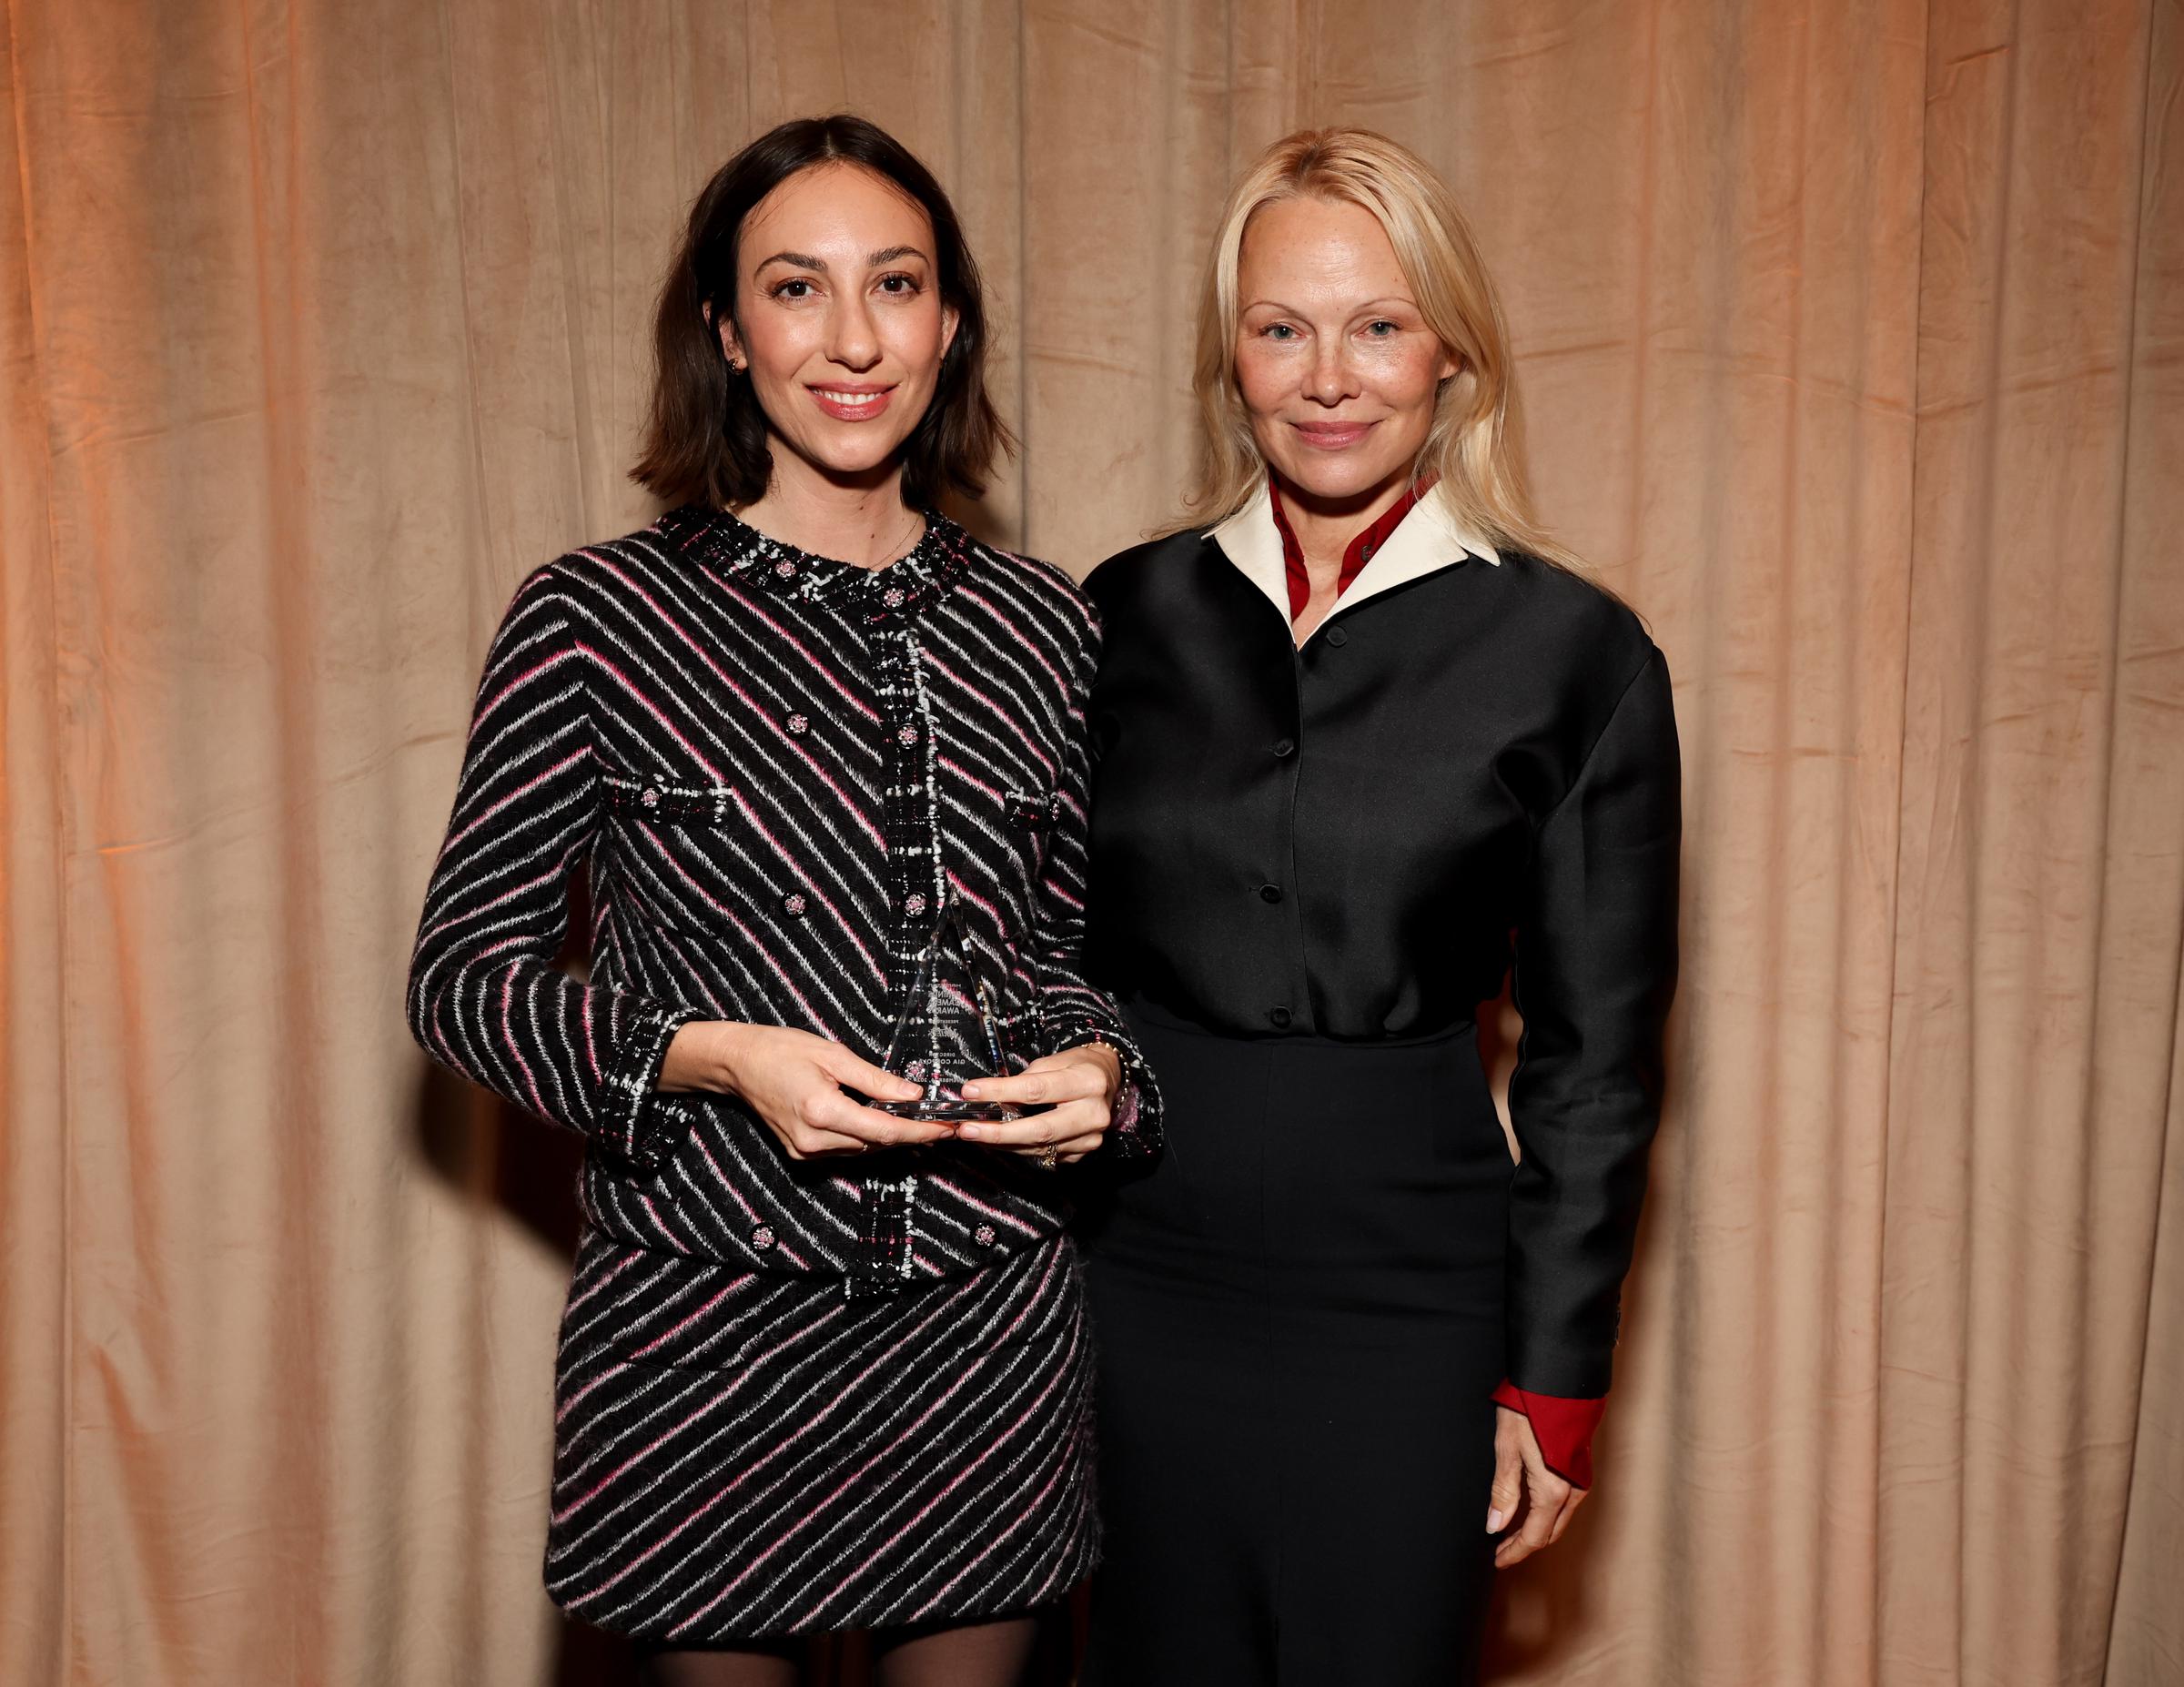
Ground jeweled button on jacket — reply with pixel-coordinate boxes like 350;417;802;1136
407;505;1160;1295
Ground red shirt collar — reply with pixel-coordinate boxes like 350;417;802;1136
1268;475;1438;621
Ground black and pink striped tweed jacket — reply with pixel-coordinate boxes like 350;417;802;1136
407;504;1161;1294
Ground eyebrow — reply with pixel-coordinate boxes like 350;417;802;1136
1241;296;1418;314
753;245;931;275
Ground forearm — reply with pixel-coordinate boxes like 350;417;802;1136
1505;641;1680;1395
406;950;701;1166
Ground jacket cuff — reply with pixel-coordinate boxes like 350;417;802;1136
597;997;705;1170
1044;1015;1163;1161
1491;1379;1606;1490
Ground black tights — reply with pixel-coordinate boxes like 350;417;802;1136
642;1613;1040;1687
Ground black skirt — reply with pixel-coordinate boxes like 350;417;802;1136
1077;1005;1511;1687
543;1230;1097;1642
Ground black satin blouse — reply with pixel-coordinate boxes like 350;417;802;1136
1082;521;1682;1397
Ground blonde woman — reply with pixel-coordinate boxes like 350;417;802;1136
1075;129;1682;1683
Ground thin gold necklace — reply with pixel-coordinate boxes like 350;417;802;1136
881;506;925;565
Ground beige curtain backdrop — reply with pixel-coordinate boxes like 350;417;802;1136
3;2;2178;1683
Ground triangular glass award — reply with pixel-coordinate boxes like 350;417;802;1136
875;889;1028;1123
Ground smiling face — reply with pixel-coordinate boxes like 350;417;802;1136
1231;194;1458;508
717;162;960;492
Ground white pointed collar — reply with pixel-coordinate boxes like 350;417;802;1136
1206;477;1501;628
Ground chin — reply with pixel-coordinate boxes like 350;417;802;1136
801;431;912;480
1270;454;1410;505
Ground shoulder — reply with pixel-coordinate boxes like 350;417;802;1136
1490;548;1663;690
1083;527;1216;618
959;533;1103;650
535;515;687;599
502;515;684;621
968;535;1096;614
471;521;696;682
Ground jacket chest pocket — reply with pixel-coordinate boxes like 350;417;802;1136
997;787;1060;897
1007;790;1057;833
600;773;767;933
603;775;735;827
935;783;1056;952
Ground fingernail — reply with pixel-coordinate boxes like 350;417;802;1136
961;1083;982;1098
1487;1508;1506;1533
957;1125;985;1140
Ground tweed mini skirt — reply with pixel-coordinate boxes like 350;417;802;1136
542;1228;1097;1641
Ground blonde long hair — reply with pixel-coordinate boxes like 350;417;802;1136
1182;127;1578;570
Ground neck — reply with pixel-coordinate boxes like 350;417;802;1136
735;450;923;570
1274;467;1413;571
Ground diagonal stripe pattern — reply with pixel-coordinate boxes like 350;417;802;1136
405;506;1159;1636
544;1231;1098;1640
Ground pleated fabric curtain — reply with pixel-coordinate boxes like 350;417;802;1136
1;3;2177;1683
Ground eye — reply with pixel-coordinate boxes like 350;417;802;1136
1261;323;1300;341
1364;318;1400;337
876;271;923;297
771;278;816;300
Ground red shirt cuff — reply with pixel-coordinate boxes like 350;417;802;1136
1491;1379;1605;1490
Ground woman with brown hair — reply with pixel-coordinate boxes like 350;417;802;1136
1077;127;1682;1683
407;115;1158;1686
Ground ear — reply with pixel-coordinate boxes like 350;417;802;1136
1437;345;1463;383
939;299;961;362
704;299;746;372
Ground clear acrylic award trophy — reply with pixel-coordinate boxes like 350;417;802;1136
875;890;1028;1123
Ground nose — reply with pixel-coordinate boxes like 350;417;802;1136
826;290;882;372
1301;338;1359;407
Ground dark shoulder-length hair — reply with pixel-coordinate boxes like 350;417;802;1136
632;114;1012;512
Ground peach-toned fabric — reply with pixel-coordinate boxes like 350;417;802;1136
2;3;2177;1684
